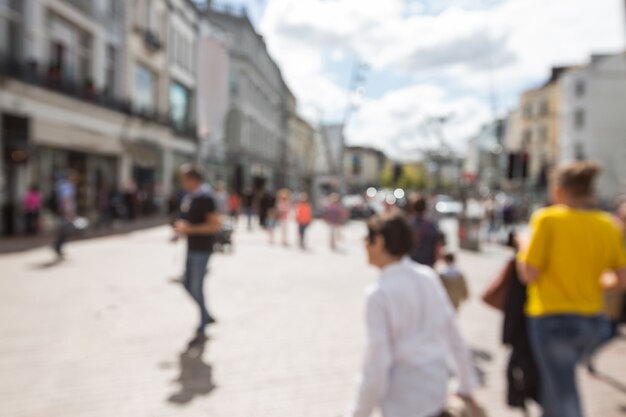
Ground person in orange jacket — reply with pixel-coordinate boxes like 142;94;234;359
295;193;313;250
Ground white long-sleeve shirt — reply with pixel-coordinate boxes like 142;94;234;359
348;257;480;417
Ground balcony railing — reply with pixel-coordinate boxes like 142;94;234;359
0;57;197;141
143;30;162;52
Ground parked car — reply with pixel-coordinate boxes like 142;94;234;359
342;194;375;219
434;194;463;217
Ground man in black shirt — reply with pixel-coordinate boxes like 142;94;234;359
174;165;222;338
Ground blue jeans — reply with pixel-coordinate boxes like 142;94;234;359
528;314;610;417
183;251;212;331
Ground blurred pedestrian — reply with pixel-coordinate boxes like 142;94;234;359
587;198;626;373
258;188;277;244
242;187;254;231
324;193;345;250
213;180;228;215
518;161;626;417
173;164;222;341
53;170;78;258
408;194;444;268
276;189;292;246
23;184;42;235
438;252;469;312
484;196;498;242
497;232;541;413
295;193;313;250
346;209;480;417
228;190;242;227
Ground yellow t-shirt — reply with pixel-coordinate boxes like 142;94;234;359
518;205;626;317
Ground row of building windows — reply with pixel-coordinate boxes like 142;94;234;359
523;100;550;119
168;26;195;74
133;63;193;128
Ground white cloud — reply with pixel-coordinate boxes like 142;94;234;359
257;0;626;158
346;84;492;159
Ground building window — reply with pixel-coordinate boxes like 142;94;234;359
574;109;585;130
0;0;22;59
168;27;175;64
105;45;116;95
538;126;547;143
229;70;239;96
539;100;549;117
170;82;190;130
48;14;92;84
522;129;532;146
134;64;155;112
575;80;585;97
145;0;152;30
106;0;117;18
523;103;533;119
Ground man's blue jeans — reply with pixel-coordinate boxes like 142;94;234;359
528;314;610;417
184;251;212;331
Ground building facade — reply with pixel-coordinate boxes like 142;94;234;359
559;53;626;203
463;119;506;193
0;0;199;235
206;6;288;193
511;67;572;190
285;90;315;194
343;146;385;193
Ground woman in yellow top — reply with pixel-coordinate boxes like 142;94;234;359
518;162;626;417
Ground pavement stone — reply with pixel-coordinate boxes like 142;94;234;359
0;219;625;417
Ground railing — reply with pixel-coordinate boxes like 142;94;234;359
0;57;198;141
143;30;162;52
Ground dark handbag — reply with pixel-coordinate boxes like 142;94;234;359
481;259;515;311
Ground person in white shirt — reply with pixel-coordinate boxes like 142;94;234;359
347;210;480;417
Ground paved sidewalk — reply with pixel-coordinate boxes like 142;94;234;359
0;216;168;254
0;221;625;417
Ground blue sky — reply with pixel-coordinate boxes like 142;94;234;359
209;0;626;158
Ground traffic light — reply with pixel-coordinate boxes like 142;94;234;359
521;152;529;179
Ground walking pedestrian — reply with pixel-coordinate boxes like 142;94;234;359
438;252;469;312
295;193;313;250
276;189;292;246
501;232;541;414
228;190;242;227
213;180;228;215
173;164;222;341
23;184;42;235
518;161;626;417
53;170;78;258
258;188;277;244
242;187;254;231
346;209;480;417
324;193;345;250
408;194;444;268
587;198;626;373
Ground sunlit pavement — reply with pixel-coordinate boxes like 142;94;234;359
1;220;625;417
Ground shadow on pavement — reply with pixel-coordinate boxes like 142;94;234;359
471;347;494;386
167;335;215;405
29;257;66;270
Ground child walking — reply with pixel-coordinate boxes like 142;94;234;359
439;252;469;311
